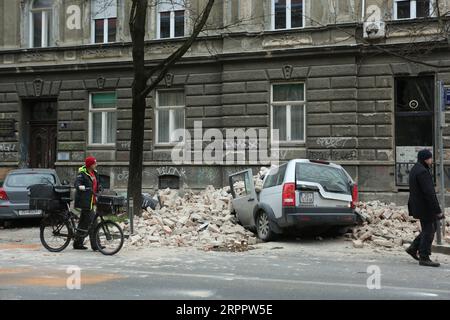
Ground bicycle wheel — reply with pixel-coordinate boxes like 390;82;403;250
94;220;124;256
40;215;73;252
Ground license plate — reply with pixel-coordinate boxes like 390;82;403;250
300;192;314;204
18;210;43;216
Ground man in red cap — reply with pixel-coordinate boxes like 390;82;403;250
73;156;101;250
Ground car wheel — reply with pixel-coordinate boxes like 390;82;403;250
256;211;275;242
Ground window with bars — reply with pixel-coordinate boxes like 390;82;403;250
91;0;117;43
271;83;306;143
156;90;185;145
89;92;117;145
158;0;185;39
272;0;304;30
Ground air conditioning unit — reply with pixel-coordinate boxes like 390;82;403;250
363;21;386;39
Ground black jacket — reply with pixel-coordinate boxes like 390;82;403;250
74;166;102;210
408;162;441;220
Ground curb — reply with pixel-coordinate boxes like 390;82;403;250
432;244;450;255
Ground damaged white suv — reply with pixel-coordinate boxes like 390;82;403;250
229;159;359;241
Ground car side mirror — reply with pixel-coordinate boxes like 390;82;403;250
62;180;70;186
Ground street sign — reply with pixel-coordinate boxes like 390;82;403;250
445;87;450;106
440;84;446;125
436;81;446;245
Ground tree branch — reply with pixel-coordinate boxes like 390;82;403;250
139;0;216;99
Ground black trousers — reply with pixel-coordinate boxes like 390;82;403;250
74;209;98;249
410;219;437;258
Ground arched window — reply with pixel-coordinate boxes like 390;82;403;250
30;0;53;48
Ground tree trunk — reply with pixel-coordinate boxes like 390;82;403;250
127;0;215;217
128;0;147;217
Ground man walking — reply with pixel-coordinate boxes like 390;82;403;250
73;156;101;250
406;149;445;267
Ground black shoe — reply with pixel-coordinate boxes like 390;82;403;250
73;245;88;250
405;246;419;261
419;258;440;267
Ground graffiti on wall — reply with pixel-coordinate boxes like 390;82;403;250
0;143;16;152
156;166;186;178
316;137;350;149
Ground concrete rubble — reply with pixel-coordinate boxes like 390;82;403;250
350;201;450;250
120;165;450;253
120;168;269;252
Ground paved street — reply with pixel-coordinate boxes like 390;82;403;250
1;224;450;300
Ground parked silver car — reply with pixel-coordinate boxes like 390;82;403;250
229;159;359;241
0;169;62;220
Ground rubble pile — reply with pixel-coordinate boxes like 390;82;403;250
121;168;269;252
351;201;450;249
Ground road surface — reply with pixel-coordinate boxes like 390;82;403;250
1;225;449;300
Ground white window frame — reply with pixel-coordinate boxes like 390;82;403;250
29;1;52;48
91;18;117;44
88;93;117;146
156;2;186;39
271;0;305;31
393;0;435;20
227;0;241;24
155;90;185;146
270;83;306;144
91;0;118;44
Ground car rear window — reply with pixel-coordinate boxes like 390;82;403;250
6;173;56;187
295;163;350;194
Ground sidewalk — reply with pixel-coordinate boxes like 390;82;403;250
432;244;450;255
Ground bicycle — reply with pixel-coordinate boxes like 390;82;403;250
36;186;125;256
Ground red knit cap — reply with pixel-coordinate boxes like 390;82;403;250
85;156;97;168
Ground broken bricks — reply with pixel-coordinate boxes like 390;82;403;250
353;200;431;250
121;176;262;251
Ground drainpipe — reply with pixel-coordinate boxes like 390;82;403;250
361;0;365;22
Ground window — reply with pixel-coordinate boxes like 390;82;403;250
6;173;56;187
394;0;433;19
295;163;351;194
89;92;117;145
91;0;117;43
272;0;304;30
159;175;180;189
271;83;305;143
157;0;185;39
227;0;241;24
156;91;185;144
30;0;52;48
263;164;287;189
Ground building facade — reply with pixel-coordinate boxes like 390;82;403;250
1;0;450;203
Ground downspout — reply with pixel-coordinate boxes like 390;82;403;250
361;0;365;22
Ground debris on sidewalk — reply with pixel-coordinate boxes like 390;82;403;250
120;165;450;253
352;240;364;249
120;168;268;252
351;201;450;250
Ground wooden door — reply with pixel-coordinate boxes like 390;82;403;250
29;125;57;168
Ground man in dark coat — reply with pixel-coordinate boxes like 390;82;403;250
73;156;102;250
406;149;445;267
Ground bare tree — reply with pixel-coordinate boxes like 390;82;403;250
127;0;215;216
